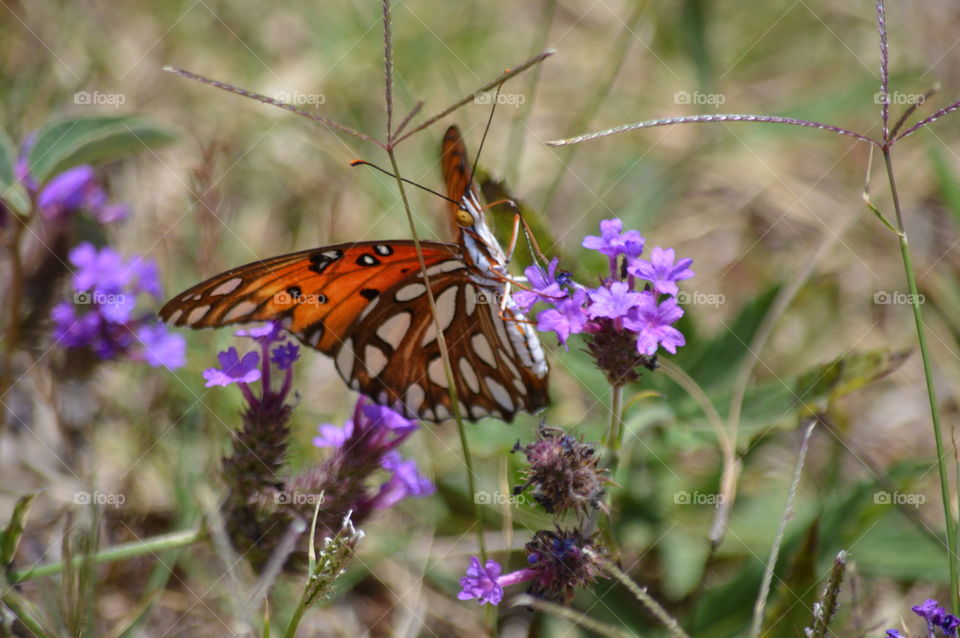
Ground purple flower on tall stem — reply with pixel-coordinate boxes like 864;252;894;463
203;348;262;387
628;246;694;297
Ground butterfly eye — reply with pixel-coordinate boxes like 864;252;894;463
456;209;474;226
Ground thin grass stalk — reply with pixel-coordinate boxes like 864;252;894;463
9;528;205;583
384;149;486;562
512;595;633;638
806;550;848;638
883;148;958;612
750;420;815;638
588;551;690;638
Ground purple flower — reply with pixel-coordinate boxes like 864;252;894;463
536;288;589;348
628;246;694;297
587;281;644;320
314;420;354;449
458;557;504;605
136;322;186;369
582;218;645;259
514;258;565;312
70;242;129;295
369;450;435;510
884;631;901;638
52;301;101;348
236;322;284;345
203;347;262;387
35;165;130;223
271;342;300;370
623;293;685;355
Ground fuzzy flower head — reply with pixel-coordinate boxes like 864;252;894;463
524;529;606;605
514;424;608;519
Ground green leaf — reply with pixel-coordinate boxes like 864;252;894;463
0;127;30;215
0;491;40;566
28;116;177;185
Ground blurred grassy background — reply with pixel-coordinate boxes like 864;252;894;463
3;0;960;635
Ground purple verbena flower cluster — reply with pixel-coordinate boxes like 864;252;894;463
203;322;300;402
516;218;692;384
313;397;435;511
887;599;960;638
51;242;185;368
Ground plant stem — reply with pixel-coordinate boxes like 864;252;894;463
384;149;486;562
9;528;204;583
883;148;958;612
598;383;624;559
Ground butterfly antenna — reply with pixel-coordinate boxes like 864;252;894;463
350;160;460;206
467;82;502;188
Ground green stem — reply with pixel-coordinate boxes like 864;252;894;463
9;528;204;583
599;383;624;559
883;147;958;613
384;149;486;563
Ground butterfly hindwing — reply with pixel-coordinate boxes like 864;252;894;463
341;264;549;421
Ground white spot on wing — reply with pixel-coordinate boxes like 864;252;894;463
458;358;480;393
358;297;380;321
428;357;448;388
395;283;426;302
406;383;426;414
365;345;388;377
464;284;477;317
425;260;465;277
376;312;411;349
471;333;496;367
336;338;355;376
210;277;243;296
434;404;450;421
187;305;210;325
223;300;258;322
434;286;458;332
166;309;183;324
485;377;514;413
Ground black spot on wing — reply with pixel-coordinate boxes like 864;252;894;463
360;288;379;300
356;253;381;267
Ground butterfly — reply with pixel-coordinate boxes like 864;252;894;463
159;126;549;422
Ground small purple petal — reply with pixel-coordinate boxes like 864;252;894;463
136;323;186;369
37;166;97;219
313;420;354;449
271;342;301;370
235;321;284;345
628;246;694;296
587;281;643;320
458;557;504;606
203;347;262;387
623;293;686;355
